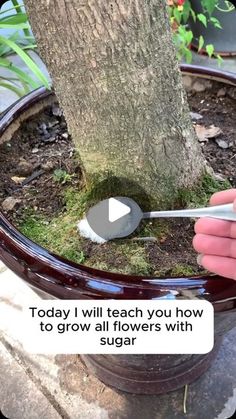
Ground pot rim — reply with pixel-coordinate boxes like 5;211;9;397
1;64;236;304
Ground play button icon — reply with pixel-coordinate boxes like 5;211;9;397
84;196;143;242
108;198;131;223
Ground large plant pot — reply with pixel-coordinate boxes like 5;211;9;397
0;65;236;395
189;0;236;55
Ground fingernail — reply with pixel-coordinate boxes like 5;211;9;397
197;254;203;266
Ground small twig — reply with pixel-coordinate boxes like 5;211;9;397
183;384;188;414
132;236;158;242
41;175;53;183
21;169;45;186
42;152;63;158
11;170;45;193
99;384;106;394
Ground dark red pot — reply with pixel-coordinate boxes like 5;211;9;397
0;65;236;395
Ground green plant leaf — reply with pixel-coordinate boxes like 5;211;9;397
0;34;36;57
182;0;192;23
0;75;21;82
20;44;37;50
0;2;31;41
8;31;34;45
217;54;223;66
201;0;218;15
0;35;50;89
190;9;196;22
0;57;14;66
173;7;181;24
0;12;28;24
197;13;207;27
0;12;29;30
184;47;192;63
0;80;24;97
198;35;204;51
7;65;39;88
11;0;24;14
210;16;222;29
0;4;23;15
0;22;29;29
0;57;40;89
185;30;193;45
0;31;29;55
206;44;214;57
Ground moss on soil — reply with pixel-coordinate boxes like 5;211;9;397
177;174;231;208
18;173;231;276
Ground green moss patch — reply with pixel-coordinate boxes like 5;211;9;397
17;173;229;277
177;174;231;208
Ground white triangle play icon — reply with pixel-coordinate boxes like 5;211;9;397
108;198;131;223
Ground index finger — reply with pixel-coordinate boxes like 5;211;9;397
210;189;236;206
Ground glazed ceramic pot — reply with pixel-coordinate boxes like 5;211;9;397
189;0;236;55
0;65;236;394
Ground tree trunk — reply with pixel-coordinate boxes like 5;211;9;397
24;0;206;206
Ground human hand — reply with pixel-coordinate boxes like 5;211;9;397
193;189;236;280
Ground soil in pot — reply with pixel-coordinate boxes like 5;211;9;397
0;79;235;277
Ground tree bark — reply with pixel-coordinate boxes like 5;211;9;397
24;0;206;206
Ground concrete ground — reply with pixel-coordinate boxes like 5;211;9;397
0;262;236;419
0;52;236;418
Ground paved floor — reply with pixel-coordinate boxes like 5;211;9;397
0;262;236;419
0;52;236;418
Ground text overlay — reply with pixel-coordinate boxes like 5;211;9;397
22;300;214;354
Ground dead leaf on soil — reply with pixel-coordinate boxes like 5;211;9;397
11;176;26;184
195;124;222;142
